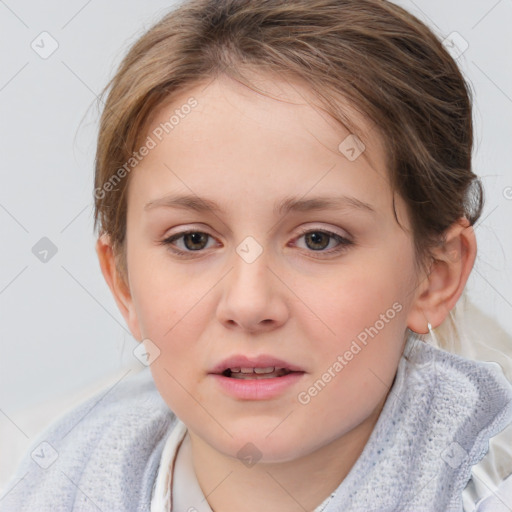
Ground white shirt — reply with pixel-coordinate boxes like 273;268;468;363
150;418;335;512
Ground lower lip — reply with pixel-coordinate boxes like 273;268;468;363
210;372;305;400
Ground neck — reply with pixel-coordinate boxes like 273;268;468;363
188;395;386;512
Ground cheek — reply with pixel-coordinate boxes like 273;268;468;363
128;250;217;375
291;275;408;442
289;249;413;415
128;245;206;337
297;253;411;348
130;264;212;419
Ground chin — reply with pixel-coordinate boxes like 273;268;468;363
211;425;307;464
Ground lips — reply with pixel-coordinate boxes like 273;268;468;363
209;354;305;377
224;367;292;379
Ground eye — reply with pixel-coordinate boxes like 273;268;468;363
162;230;217;256
292;228;353;257
161;227;354;258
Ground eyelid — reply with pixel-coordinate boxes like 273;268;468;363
162;229;219;253
290;227;353;257
163;223;351;240
294;224;352;241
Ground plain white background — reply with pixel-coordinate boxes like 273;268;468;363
0;0;511;489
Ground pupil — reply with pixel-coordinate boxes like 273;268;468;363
184;232;207;251
306;232;328;250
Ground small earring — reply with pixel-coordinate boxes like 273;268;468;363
427;321;440;348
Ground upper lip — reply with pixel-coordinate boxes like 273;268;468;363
209;355;305;374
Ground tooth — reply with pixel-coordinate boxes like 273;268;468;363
232;373;276;379
230;367;241;373
240;367;254;373
254;367;275;374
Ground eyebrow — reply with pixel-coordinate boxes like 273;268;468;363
144;193;376;216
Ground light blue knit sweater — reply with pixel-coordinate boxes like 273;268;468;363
1;332;512;511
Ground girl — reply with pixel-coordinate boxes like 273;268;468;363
2;0;512;510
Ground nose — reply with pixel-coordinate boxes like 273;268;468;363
215;244;289;333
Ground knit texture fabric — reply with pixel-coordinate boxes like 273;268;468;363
1;332;511;512
322;333;512;512
0;368;174;512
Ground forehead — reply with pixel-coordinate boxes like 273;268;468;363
142;71;387;163
128;72;398;220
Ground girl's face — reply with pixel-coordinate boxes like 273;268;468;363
122;73;422;462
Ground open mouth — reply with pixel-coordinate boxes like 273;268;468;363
221;367;296;379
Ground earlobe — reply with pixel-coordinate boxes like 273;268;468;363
95;234;142;341
406;218;477;334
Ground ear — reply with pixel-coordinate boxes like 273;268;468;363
95;234;142;341
406;217;477;334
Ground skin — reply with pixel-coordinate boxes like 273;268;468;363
96;72;477;512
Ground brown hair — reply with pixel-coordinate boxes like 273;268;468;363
93;0;483;282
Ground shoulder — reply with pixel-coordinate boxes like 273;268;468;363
407;338;512;512
0;368;177;512
463;418;512;511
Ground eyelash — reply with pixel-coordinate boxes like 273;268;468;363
161;228;354;259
